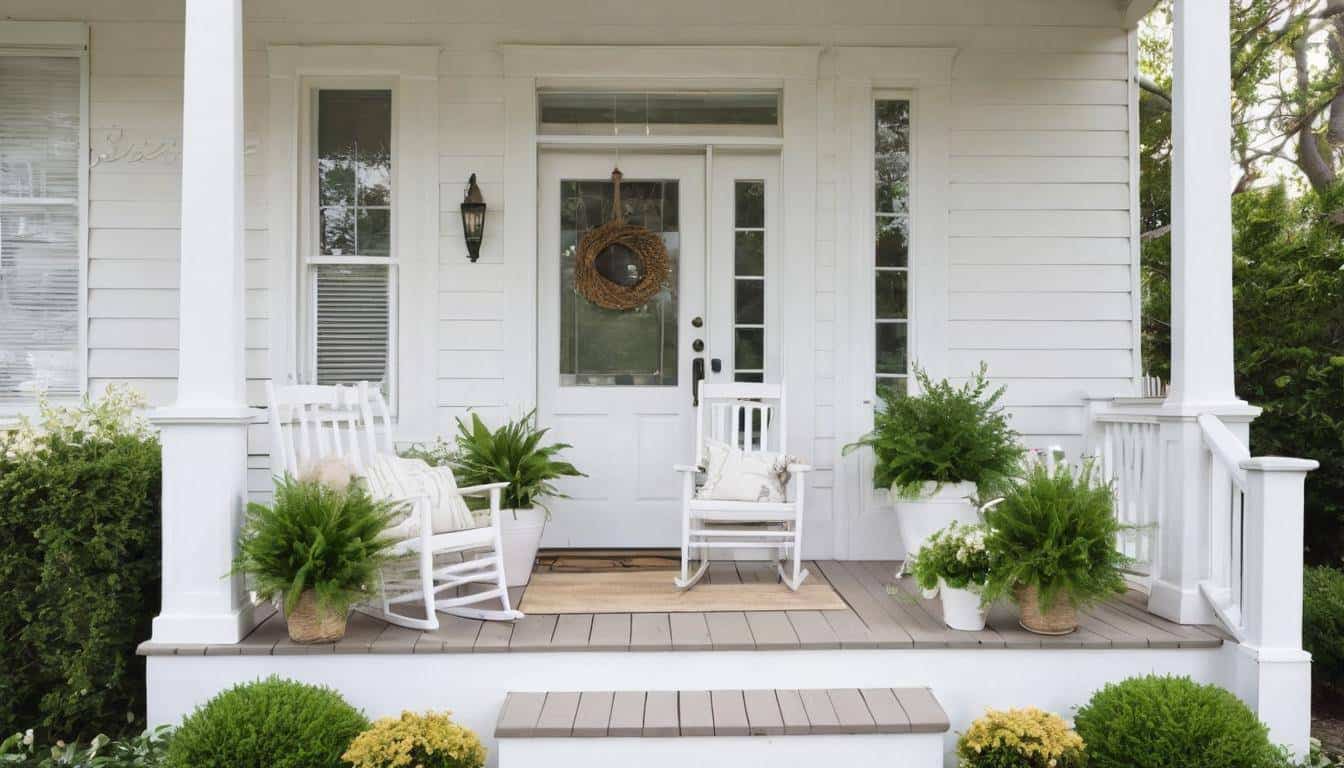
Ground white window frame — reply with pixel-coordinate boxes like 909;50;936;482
0;22;90;417
871;91;914;400
266;46;439;440
298;78;399;406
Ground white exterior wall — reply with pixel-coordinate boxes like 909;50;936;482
4;0;1139;552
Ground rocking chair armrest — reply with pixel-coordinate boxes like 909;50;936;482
454;481;510;496
673;464;703;474
786;463;814;473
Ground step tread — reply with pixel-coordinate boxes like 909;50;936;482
495;687;949;738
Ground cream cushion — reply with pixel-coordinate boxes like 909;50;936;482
364;454;477;535
696;439;796;503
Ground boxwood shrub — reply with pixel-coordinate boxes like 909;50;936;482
165;677;368;768
0;388;161;741
1074;675;1282;768
1304;565;1344;694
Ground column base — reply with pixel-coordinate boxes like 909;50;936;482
1148;578;1218;625
149;406;260;646
1233;643;1312;759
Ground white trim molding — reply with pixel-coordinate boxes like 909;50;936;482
0;21;88;53
831;47;956;559
500;45;821;81
265;45;441;441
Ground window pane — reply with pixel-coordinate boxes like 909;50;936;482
876;215;908;268
734;180;764;228
735;279;764;325
876;323;908;375
735;371;764;383
318;90;392;256
314;264;390;387
874;99;911;390
539;91;781;136
734;231;764;276
875;270;907;319
0;57;82;400
876;376;907;402
560;179;679;386
735;328;764;370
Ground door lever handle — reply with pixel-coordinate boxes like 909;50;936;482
692;358;705;406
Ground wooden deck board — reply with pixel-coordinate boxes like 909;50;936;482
145;560;1229;657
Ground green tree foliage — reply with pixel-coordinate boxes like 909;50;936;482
1304;565;1344;693
1231;186;1344;560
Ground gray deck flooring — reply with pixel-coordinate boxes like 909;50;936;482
495;687;951;738
139;560;1228;656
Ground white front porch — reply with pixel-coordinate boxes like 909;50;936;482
12;0;1310;758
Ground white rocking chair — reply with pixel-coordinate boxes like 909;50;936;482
267;381;522;630
674;382;813;591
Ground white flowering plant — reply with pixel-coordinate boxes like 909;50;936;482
907;520;992;593
1;384;154;461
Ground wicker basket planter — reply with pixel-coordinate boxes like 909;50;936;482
1016;584;1077;635
285;589;348;643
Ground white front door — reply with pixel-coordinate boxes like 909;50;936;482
538;153;706;547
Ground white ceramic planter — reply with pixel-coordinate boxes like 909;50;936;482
894;480;979;564
938;578;988;631
499;507;546;587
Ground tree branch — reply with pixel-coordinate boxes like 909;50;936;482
1136;73;1172;110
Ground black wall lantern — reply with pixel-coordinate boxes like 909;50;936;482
460;174;487;262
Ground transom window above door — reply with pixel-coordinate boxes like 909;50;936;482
538;91;781;137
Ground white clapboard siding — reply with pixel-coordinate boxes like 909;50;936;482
949;183;1129;211
951;130;1129;157
950;292;1133;322
950;236;1132;265
949;320;1133;350
952;51;1129;81
950;156;1130;184
949;349;1132;379
950;265;1131;293
950;210;1131;238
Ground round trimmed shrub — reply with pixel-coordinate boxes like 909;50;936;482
165;676;368;768
1074;675;1280;768
1304;565;1344;693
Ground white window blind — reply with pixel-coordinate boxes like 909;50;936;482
0;55;82;401
307;89;394;395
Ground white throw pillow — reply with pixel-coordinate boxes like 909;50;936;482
696;439;797;503
364;454;476;535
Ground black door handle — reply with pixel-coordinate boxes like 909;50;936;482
692;358;705;406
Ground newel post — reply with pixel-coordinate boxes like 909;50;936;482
147;0;256;645
1235;457;1318;759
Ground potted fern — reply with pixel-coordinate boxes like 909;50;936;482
233;476;398;643
843;364;1023;567
982;456;1130;635
452;410;584;587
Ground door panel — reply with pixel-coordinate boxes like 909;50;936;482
539;153;705;547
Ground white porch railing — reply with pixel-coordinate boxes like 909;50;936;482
1087;398;1164;579
1197;412;1249;640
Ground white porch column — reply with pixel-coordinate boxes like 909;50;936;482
1151;0;1259;625
148;0;255;645
1234;458;1317;759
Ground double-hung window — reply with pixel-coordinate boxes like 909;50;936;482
0;34;86;405
305;88;395;398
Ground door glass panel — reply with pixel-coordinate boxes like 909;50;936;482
560;179;679;386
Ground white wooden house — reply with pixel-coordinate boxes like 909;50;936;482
0;0;1320;764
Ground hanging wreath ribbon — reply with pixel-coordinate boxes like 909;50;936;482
574;168;671;311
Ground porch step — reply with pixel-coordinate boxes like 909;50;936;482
495;688;948;767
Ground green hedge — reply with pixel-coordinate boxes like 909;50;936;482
1305;565;1344;694
0;392;162;741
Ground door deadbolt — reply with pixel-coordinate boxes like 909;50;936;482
691;316;703;328
692;339;704;352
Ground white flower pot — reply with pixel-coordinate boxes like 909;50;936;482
938;578;988;631
894;481;979;565
499;507;546;587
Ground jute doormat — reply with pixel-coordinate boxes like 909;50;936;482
517;569;848;614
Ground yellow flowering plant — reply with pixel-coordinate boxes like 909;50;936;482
343;711;486;768
956;707;1086;768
